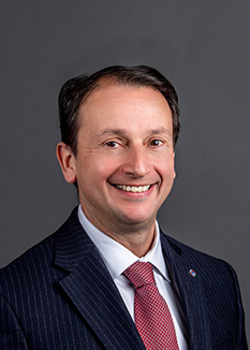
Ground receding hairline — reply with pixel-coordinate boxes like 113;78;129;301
78;76;172;112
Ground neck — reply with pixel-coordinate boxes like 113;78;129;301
106;223;156;258
83;209;156;257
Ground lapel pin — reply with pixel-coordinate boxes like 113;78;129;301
189;269;196;277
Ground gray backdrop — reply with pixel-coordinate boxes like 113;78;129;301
1;0;249;341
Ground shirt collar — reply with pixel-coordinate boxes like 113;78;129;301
77;205;171;282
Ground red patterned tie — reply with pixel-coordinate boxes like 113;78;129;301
124;261;179;350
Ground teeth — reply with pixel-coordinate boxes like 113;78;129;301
116;185;150;192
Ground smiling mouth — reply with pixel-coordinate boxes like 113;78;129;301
115;185;151;193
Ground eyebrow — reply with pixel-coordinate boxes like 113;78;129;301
97;128;172;138
97;129;126;137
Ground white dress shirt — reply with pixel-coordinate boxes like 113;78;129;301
78;205;188;349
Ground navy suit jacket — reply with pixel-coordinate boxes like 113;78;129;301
0;207;248;349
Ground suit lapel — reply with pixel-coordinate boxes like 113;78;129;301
54;208;145;350
161;232;212;349
53;208;213;349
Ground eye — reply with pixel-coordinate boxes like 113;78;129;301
105;141;120;148
149;139;163;147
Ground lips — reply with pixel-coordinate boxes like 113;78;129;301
115;185;151;193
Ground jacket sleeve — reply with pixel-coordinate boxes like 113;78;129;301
0;293;30;350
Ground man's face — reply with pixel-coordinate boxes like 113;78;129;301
69;84;176;235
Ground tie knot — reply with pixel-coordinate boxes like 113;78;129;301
124;261;155;289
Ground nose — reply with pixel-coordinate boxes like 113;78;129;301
121;146;151;178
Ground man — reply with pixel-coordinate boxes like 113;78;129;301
0;65;247;349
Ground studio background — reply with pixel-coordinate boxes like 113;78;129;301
1;0;249;342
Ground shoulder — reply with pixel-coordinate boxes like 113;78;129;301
160;231;244;324
0;231;55;295
160;230;240;289
0;207;78;297
0;206;93;301
161;230;231;266
160;232;247;347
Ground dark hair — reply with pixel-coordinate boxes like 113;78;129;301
58;65;180;156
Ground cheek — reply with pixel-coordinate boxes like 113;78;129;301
160;165;175;199
88;158;121;184
158;157;175;179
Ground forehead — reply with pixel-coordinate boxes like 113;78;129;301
79;83;172;123
76;84;174;147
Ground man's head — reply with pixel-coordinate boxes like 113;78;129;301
57;65;179;252
58;65;180;157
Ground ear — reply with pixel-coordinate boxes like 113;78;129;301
56;142;77;184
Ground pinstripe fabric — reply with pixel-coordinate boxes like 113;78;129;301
0;208;144;350
0;207;248;349
160;234;248;349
